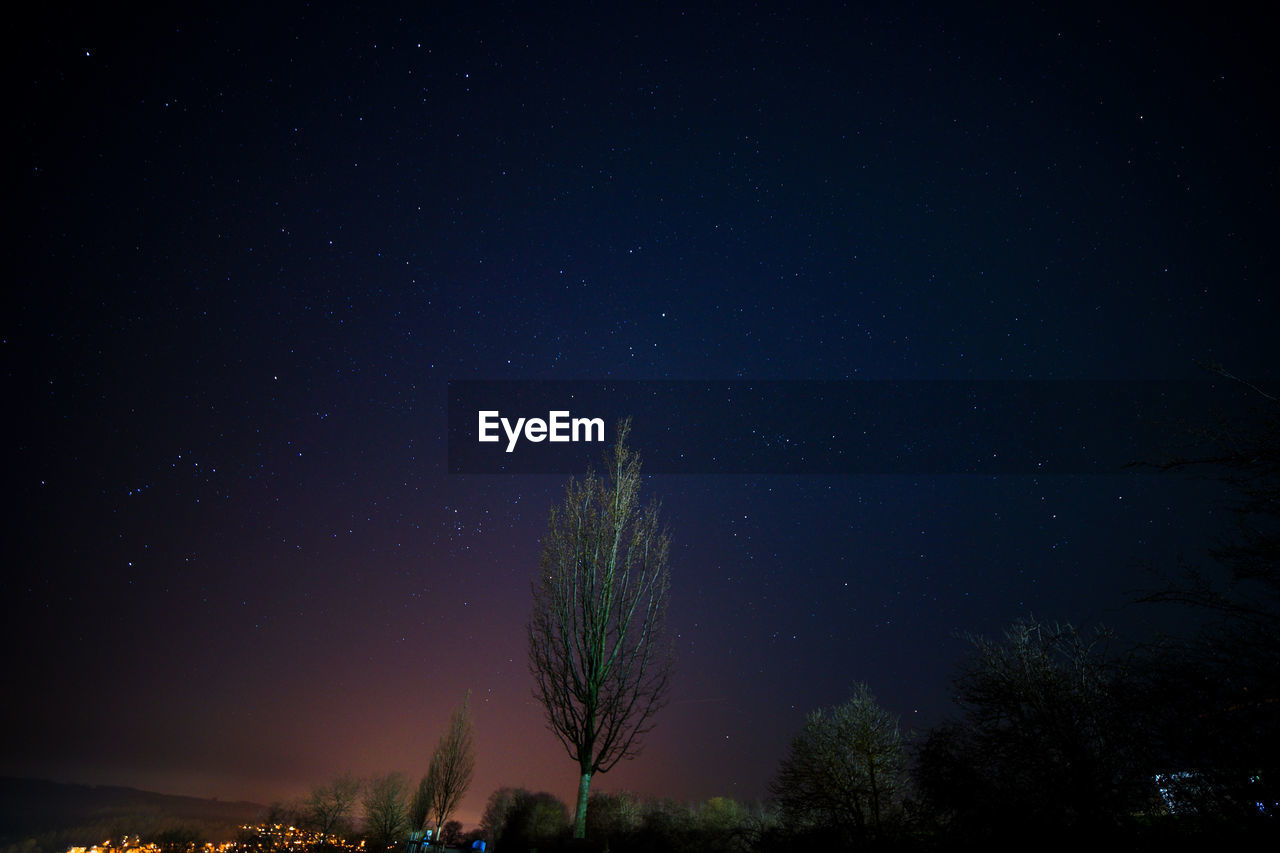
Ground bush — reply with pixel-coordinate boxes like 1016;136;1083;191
914;618;1156;840
583;792;639;843
479;788;569;852
771;683;908;845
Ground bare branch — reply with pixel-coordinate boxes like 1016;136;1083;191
424;694;475;842
527;419;674;838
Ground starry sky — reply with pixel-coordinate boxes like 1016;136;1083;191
6;0;1276;827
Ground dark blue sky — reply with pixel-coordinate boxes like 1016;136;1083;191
7;0;1275;824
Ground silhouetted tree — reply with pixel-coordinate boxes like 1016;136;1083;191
439;821;463;847
695;797;751;853
362;773;409;850
408;774;433;853
735;801;781;853
479;788;520;847
1134;372;1280;824
304;774;362;837
915;618;1155;839
634;799;696;853
527;419;674;837
584;790;639;843
771;683;907;845
262;801;298;828
1137;368;1280;626
425;695;476;842
479;788;569;852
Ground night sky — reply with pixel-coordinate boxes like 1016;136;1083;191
7;1;1276;827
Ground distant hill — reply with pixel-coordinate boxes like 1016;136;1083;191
0;778;266;851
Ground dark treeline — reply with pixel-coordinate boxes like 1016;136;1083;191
8;395;1275;853
468;623;1275;852
478;395;1280;850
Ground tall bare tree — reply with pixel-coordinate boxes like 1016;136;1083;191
425;694;476;844
528;419;674;837
408;773;434;853
303;773;362;838
362;772;410;850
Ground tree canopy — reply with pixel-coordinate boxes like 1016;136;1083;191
527;419;674;837
771;683;907;845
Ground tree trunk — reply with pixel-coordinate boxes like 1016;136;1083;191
867;753;881;834
573;771;592;838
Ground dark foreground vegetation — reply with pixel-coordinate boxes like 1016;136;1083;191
494;380;1279;851
8;390;1277;853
